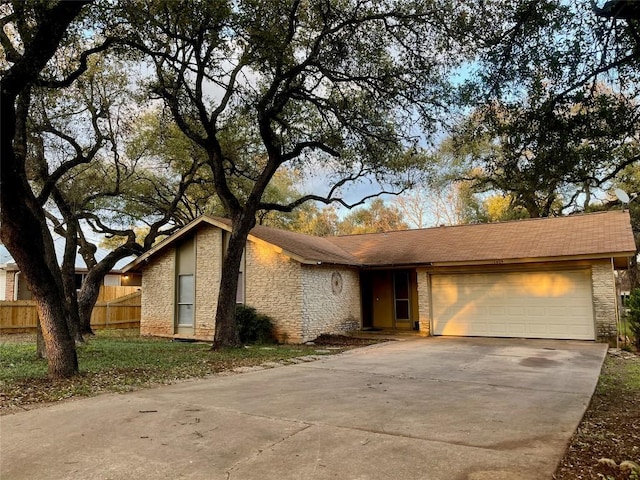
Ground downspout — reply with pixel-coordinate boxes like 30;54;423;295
14;271;20;301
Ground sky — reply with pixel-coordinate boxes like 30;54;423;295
0;238;133;271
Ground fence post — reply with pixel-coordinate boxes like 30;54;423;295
0;291;140;333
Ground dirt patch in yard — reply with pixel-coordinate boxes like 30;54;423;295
0;333;37;344
554;351;640;480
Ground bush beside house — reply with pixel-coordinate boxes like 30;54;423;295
627;288;640;349
236;305;276;344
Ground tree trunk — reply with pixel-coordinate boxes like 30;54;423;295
59;227;83;342
1;0;91;377
78;254;128;335
78;276;102;335
1;220;79;378
630;254;639;291
523;198;541;218
36;318;46;359
212;213;256;349
36;295;79;378
630;231;640;291
1;91;79;378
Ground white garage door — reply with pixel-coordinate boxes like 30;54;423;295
431;269;595;340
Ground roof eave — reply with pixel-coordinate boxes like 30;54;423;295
122;216;233;273
428;251;636;268
121;216;357;271
247;235;361;266
246;234;315;265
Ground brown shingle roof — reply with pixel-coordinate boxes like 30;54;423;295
123;210;635;272
247;224;361;265
123;216;360;272
325;210;636;266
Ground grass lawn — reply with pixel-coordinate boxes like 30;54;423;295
555;351;640;480
0;329;375;414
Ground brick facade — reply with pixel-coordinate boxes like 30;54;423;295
4;270;15;301
2;270;31;301
141;227;224;339
591;259;618;346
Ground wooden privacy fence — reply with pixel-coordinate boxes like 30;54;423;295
97;286;140;302
0;301;38;333
90;291;141;330
0;290;141;333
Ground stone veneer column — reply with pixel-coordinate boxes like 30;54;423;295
416;269;431;335
194;227;222;338
591;259;618;346
141;248;175;336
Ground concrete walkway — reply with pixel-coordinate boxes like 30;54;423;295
0;337;607;480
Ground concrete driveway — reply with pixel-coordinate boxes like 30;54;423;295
0;337;606;480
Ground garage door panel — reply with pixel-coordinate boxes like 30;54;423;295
528;324;551;336
546;306;568;317
507;322;527;334
432;270;594;340
525;306;547;316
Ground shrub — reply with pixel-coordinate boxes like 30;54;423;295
235;305;276;344
628;288;640;350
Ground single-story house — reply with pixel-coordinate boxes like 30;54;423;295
0;239;141;301
122;210;636;345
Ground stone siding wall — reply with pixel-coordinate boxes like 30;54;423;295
415;269;431;335
244;241;303;342
141;248;175;336
140;226;223;338
591;259;618;345
194;227;222;338
301;265;361;342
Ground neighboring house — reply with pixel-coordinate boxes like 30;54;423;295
0;238;141;301
123;210;636;345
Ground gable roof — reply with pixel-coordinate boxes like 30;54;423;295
245;223;361;265
123;215;359;272
326;210;636;267
122;210;636;272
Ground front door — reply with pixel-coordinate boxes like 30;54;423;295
372;271;393;329
362;269;415;330
393;271;411;330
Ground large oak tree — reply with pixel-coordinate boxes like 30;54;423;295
1;1;203;376
458;0;640;214
6;0;597;375
115;0;483;348
1;1;92;377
